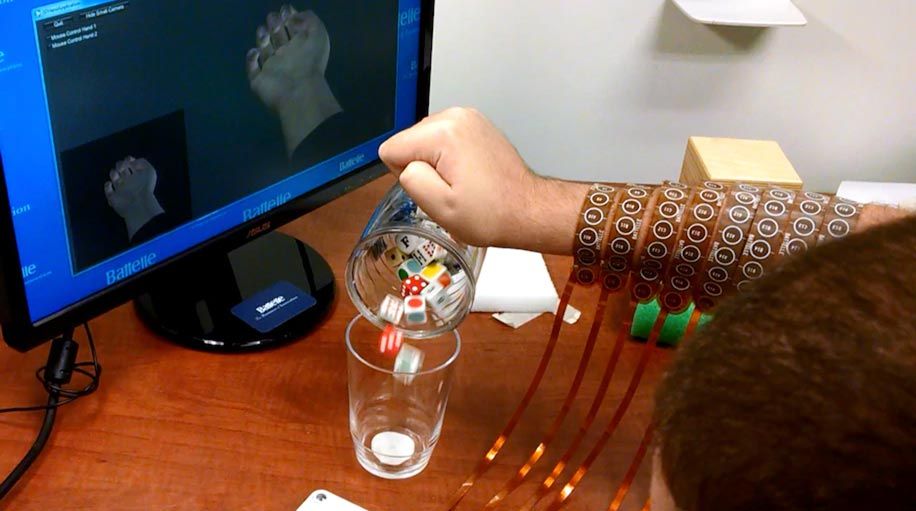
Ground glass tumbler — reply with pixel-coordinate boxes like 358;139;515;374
345;184;485;338
346;314;460;479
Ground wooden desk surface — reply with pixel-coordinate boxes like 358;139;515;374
0;176;673;511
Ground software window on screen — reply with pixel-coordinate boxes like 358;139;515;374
0;0;421;320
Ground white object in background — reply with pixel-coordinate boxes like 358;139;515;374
836;181;916;211
672;0;807;27
297;490;368;511
472;248;559;313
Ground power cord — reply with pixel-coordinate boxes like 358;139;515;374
0;322;102;500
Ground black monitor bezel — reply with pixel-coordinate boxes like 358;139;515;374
0;0;435;352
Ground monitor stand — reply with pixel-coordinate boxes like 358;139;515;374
134;231;335;352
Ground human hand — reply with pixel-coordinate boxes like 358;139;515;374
379;108;588;252
246;5;342;156
104;156;165;241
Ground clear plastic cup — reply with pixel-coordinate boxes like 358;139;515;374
345;184;485;338
346;314;460;479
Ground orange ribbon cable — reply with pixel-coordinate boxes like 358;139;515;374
682;308;703;344
483;289;611;509
516;300;637;511
446;272;576;510
541;310;668;511
605;309;700;511
607;426;654;511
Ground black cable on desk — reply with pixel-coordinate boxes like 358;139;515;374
0;392;59;499
0;323;102;500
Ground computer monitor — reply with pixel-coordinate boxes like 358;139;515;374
0;0;434;352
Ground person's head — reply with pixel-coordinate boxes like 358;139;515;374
652;215;916;511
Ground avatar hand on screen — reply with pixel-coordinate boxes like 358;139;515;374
246;5;343;157
104;156;165;242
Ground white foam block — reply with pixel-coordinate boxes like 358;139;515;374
471;248;559;313
836;181;916;210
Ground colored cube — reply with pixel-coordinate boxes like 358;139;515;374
401;275;429;297
413;240;446;266
383;247;407;269
378;294;404;324
421;282;451;315
397;258;422;280
420;262;451;287
403;295;427;324
378;324;403;356
394;343;424;385
395;234;421;254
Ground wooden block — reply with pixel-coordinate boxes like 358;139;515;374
679;137;803;189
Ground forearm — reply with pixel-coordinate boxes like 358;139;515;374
515;179;910;312
522;177;905;257
500;176;591;255
123;195;165;241
276;78;342;157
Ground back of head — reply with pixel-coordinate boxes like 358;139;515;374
654;215;916;511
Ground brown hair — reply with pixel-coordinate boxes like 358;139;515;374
654;215;916;511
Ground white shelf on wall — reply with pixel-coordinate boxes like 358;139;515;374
671;0;807;27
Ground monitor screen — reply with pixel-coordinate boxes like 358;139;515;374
0;0;424;324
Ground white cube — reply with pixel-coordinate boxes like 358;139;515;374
394;343;424;385
422;282;451;316
378;294;404;324
403;295;427;325
395;234;421;254
419;262;450;287
413;240;446;266
378;324;403;355
447;270;468;296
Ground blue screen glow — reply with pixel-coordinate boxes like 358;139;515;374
0;0;421;322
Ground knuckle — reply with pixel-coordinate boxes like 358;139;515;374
435;120;459;143
451;106;474;122
444;106;465;117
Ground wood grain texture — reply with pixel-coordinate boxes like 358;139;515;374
681;136;803;189
0;176;674;511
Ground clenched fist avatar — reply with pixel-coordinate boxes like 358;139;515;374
104;156;165;242
246;5;342;157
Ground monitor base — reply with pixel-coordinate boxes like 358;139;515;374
135;232;335;352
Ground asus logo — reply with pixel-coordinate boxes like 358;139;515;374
247;222;271;239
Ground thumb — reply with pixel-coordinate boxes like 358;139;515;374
399;160;453;222
378;120;444;178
